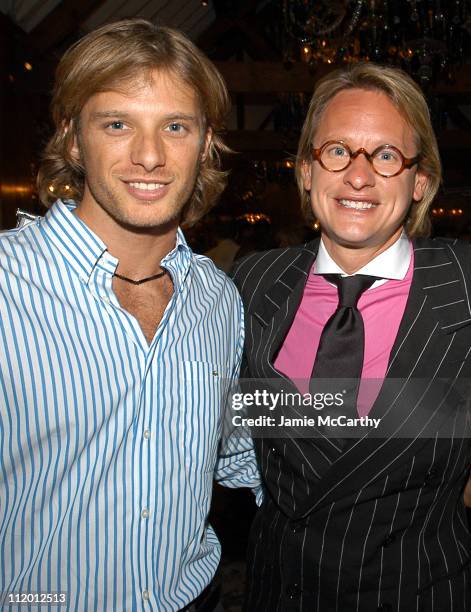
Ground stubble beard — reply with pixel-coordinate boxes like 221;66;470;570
85;175;194;233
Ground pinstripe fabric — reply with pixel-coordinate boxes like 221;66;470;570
0;199;260;612
232;237;471;612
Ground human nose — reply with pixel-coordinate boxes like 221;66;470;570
131;130;165;171
342;151;376;190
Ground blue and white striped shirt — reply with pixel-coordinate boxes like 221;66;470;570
0;200;260;611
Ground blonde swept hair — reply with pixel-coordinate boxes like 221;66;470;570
37;18;231;226
295;63;442;237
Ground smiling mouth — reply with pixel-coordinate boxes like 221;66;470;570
338;199;377;210
127;181;167;191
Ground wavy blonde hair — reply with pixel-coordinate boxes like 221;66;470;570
37;19;231;226
295;63;441;237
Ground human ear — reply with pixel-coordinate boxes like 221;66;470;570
413;169;428;202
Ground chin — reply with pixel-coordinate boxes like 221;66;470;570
116;209;181;232
337;240;372;251
329;229;373;247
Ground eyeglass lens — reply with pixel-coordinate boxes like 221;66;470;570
320;142;404;177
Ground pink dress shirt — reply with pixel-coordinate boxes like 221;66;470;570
274;239;413;415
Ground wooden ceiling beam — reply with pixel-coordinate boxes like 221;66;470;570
225;129;471;155
197;0;260;55
29;0;108;53
216;61;337;93
225;130;297;153
437;130;471;149
447;106;471;130
434;73;471;96
216;61;471;95
233;20;278;61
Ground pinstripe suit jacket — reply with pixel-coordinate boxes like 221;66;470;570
232;236;471;612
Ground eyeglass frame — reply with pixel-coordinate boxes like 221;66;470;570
311;140;421;178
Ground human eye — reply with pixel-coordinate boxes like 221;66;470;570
165;122;188;136
104;120;128;132
375;146;399;163
325;143;348;158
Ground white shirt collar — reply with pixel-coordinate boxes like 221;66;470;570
314;233;411;285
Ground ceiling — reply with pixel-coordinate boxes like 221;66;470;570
1;0;63;32
3;0;471;158
2;0;471;229
0;0;215;39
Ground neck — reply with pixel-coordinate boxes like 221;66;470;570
321;229;403;275
109;231;177;277
75;205;178;277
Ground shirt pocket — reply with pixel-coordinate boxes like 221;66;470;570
179;360;229;472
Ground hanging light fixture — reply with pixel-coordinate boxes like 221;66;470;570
282;0;470;86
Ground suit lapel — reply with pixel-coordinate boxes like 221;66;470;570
302;238;471;514
250;241;319;368
387;237;471;380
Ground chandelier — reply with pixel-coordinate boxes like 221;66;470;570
282;0;470;86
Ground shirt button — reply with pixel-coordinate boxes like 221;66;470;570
142;590;150;601
212;370;218;377
285;583;301;599
143;429;151;439
141;508;149;519
382;533;396;547
291;520;307;534
424;467;439;484
102;296;110;304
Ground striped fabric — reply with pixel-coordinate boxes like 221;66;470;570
0;200;260;612
232;238;471;612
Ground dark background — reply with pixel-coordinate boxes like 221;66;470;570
2;1;471;241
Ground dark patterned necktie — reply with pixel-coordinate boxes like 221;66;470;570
310;274;377;404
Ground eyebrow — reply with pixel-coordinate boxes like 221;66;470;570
316;137;406;151
90;111;200;123
164;113;199;123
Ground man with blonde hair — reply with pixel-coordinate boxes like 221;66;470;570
233;63;470;611
0;19;259;611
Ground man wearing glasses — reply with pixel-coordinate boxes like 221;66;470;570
232;63;470;611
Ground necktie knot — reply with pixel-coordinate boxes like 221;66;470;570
326;274;377;308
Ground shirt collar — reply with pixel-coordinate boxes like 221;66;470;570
314;233;411;282
40;199;192;285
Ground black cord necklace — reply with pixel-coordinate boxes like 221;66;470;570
113;269;167;285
